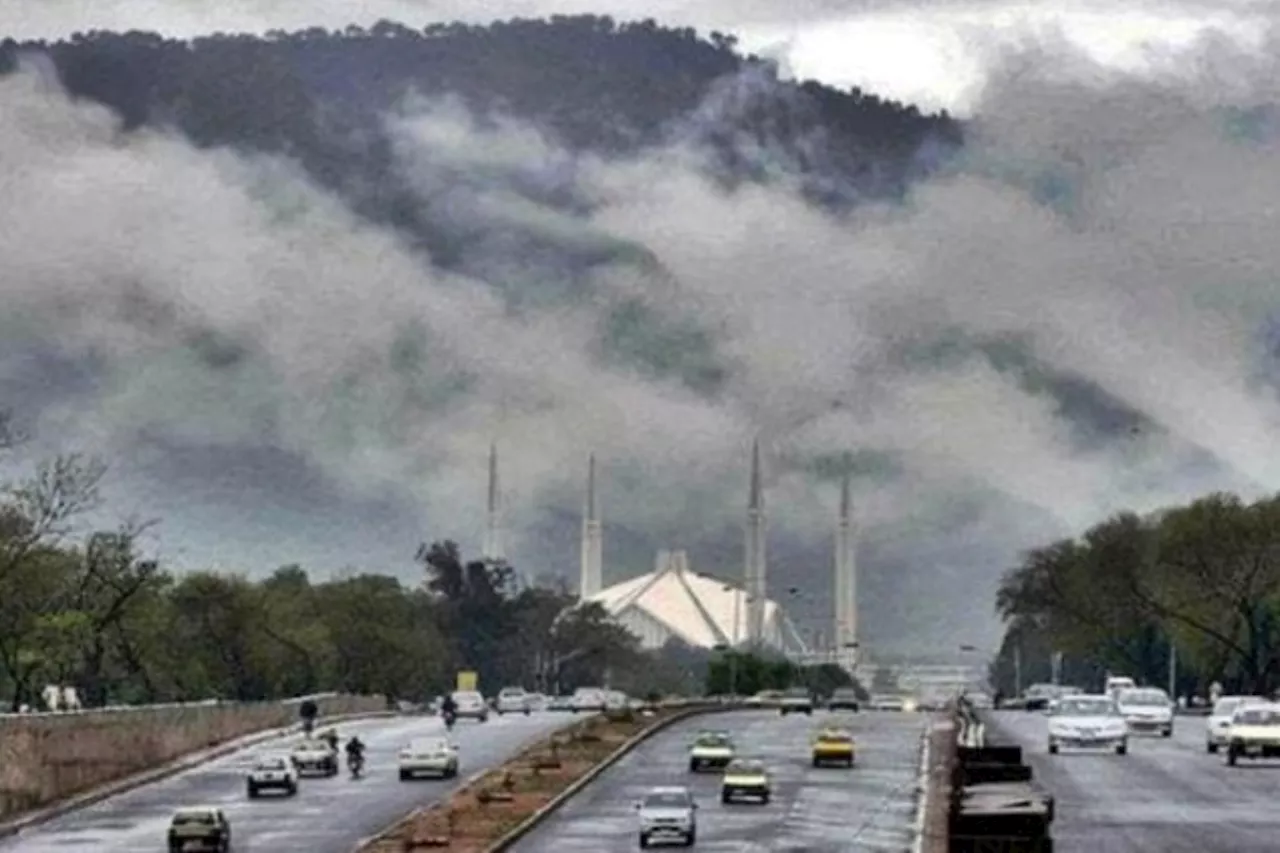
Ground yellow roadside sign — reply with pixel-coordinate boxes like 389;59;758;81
456;670;478;691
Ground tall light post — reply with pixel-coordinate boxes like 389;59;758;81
716;584;746;697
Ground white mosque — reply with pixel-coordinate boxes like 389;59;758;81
480;440;861;667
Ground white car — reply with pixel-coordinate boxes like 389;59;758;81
635;785;697;848
688;730;736;771
450;690;489;722
571;687;608;713
246;753;298;797
778;687;814;716
495;687;533;715
1047;694;1128;755
1104;676;1136;701
1225;702;1280;765
398;736;459;779
869;694;906;712
289;738;338;776
1115;687;1174;737
1207;695;1268;753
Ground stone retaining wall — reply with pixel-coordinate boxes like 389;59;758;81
0;693;384;818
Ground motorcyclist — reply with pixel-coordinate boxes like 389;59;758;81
322;728;339;752
345;736;365;774
299;698;318;736
440;692;458;728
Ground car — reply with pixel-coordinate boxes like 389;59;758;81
571;686;609;712
246;753;298;798
746;690;784;708
869;694;906;711
547;694;574;711
450;690;489;722
495;687;533;715
290;737;338;777
721;758;771;804
167;806;231;852
826;687;861;711
1206;695;1267;753
688;730;736;772
1104;675;1136;701
399;736;459;779
635;785;697;848
1115;687;1174;737
966;691;994;710
778;687;814;716
811;727;856;767
1046;694;1128;755
1226;702;1280;765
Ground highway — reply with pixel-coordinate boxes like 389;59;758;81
0;712;567;853
510;708;927;852
988;710;1280;852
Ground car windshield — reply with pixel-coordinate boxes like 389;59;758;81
173;812;216;825
453;691;481;701
411;739;447;752
727;760;764;773
294;741;324;751
695;733;731;746
1121;690;1168;706
819;731;852;742
255;757;288;770
1235;707;1280;726
643;791;690;808
1055;698;1115;716
500;688;524;696
1215;697;1262;716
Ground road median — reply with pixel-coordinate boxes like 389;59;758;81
355;701;735;853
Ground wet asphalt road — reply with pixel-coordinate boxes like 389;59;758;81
988;710;1280;852
0;711;569;853
510;708;927;852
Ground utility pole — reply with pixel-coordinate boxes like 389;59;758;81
1168;644;1177;698
1051;651;1062;686
1014;646;1023;697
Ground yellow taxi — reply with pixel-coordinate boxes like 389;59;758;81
811;727;856;767
721;758;771;804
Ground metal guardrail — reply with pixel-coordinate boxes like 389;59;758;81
0;691;345;720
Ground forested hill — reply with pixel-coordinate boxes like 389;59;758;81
0;15;962;210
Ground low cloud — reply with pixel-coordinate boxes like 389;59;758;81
3;24;1280;653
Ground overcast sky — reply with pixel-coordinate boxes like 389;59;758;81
0;0;1270;111
2;2;1278;657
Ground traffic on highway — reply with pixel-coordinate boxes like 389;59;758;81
509;707;926;852
986;681;1280;851
0;709;566;853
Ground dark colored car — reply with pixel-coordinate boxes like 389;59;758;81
826;688;861;711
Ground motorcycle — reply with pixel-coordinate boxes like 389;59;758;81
347;753;364;779
443;710;457;731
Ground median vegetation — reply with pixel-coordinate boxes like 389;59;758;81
358;705;703;853
993;492;1280;696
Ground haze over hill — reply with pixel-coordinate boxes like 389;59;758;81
3;14;1280;656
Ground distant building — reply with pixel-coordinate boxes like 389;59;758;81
584;549;807;655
